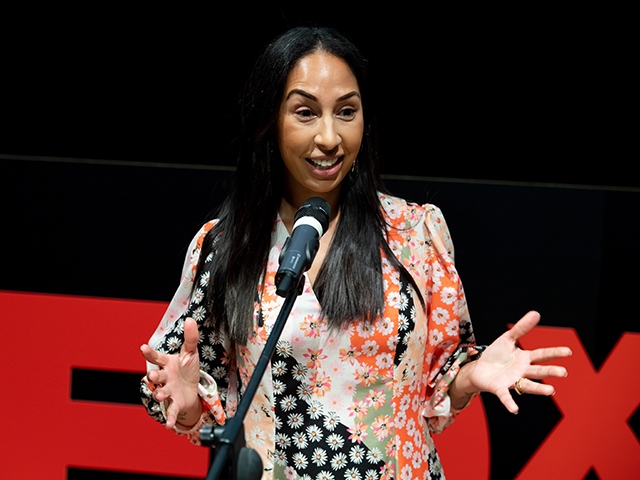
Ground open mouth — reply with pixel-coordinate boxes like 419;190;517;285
306;157;342;170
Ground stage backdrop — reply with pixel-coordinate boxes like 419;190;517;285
1;158;639;480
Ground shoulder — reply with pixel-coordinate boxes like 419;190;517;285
378;192;446;230
378;192;454;259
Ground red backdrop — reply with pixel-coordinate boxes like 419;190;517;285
3;291;638;479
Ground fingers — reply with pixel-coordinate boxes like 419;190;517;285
529;346;573;364
525;363;569;380
513;377;557;396
164;399;178;429
506;311;540;342
140;343;167;367
497;388;520;414
183;317;199;355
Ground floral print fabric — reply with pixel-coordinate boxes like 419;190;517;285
141;193;475;480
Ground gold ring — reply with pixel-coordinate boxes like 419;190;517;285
514;377;526;395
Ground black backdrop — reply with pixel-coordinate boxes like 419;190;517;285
2;158;639;479
1;4;636;187
2;4;638;480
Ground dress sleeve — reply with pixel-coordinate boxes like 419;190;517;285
140;220;233;445
416;204;477;433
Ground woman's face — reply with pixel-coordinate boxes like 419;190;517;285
277;51;364;204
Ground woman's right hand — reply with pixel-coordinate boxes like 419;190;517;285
140;317;203;429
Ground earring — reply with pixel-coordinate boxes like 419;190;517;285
351;160;356;173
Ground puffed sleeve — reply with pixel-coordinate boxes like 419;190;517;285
140;220;234;444
416;204;477;432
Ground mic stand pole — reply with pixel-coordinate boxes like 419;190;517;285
201;278;305;480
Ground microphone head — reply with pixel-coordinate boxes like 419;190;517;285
294;197;331;233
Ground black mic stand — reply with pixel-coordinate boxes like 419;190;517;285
200;275;306;480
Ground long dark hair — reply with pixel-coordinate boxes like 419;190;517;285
197;26;423;344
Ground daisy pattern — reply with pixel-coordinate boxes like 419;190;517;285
386;290;402;309
325;432;345;451
364;469;379;480
292;452;309;470
445;319;459;337
249;425;267;448
200;345;216;361
361;340;379;357
191;288;204;304
287;413;304;429
141;195;476;480
344;468;362;480
366;447;383;464
191;306;207;322
291;362;308;381
276;340;294;358
376;317;394;336
272;379;286;396
323;412;340;431
349;445;366;464
198;270;210;286
330;452;349;470
292;431;309;449
311;447;328;466
276;432;292;449
375;352;393;370
165;336;181;351
316;471;335;480
306;424;324;443
429;328;444;347
272;360;288;376
280;395;297;411
439;286;457;305
307;400;324;420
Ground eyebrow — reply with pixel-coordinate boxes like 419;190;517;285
285;89;361;102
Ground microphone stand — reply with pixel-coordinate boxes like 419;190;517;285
200;276;305;480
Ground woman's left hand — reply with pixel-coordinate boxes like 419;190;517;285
459;310;572;414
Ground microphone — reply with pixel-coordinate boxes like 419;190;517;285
275;197;331;297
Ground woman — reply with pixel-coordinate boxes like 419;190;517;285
140;26;571;479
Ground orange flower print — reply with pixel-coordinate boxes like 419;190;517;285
347;398;370;419
372;414;393;441
309;371;332;397
348;422;368;443
303;348;327;370
339;346;361;365
366;388;386;410
353;365;377;387
300;315;325;338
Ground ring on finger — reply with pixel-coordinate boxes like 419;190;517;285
514;377;527;395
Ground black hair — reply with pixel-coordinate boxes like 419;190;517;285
197;26;423;344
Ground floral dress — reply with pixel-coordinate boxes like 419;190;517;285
141;193;476;480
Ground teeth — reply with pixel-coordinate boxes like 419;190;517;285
309;158;339;169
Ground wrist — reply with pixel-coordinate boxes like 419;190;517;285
175;396;204;429
449;361;480;410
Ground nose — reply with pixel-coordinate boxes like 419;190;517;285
314;117;341;151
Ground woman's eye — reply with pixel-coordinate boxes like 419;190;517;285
295;108;315;118
339;107;357;118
